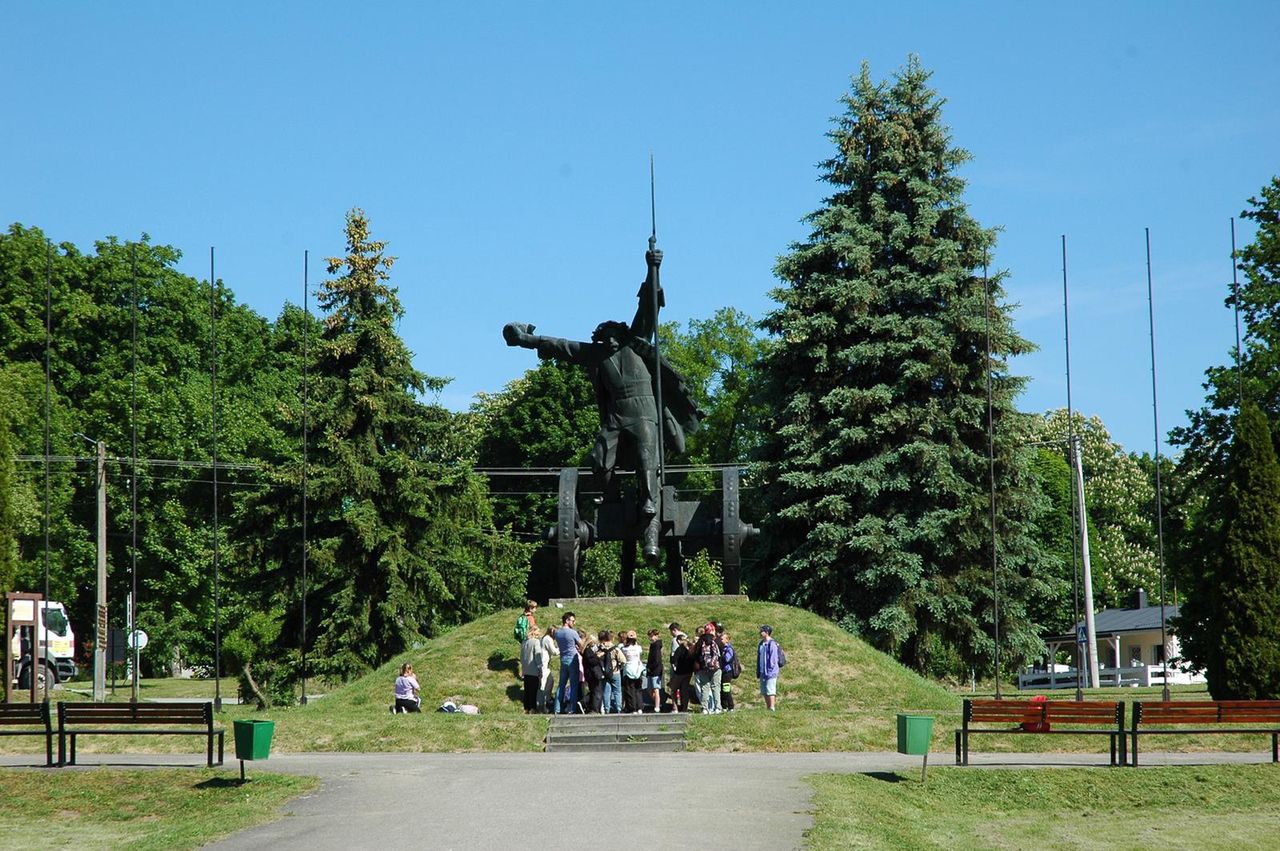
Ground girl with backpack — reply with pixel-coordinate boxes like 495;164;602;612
718;631;740;712
694;622;722;714
598;631;624;714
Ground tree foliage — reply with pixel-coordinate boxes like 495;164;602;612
1176;404;1280;699
1027;410;1160;610
754;58;1054;675
236;210;532;680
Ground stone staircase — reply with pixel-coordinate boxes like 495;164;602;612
545;712;689;753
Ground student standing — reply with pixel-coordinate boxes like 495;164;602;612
554;612;583;714
599;631;624;714
756;625;783;711
620;630;645;714
582;631;605;714
669;633;694;712
644;629;664;712
693;621;722;713
538;626;559;712
718;630;739;712
520;627;548;713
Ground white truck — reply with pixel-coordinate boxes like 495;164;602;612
7;600;78;689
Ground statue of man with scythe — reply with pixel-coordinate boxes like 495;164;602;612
503;246;701;563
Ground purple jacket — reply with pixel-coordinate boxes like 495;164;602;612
756;638;780;680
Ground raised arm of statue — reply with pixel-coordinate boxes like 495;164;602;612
631;249;664;340
503;322;597;365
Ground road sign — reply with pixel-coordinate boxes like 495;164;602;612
128;629;149;651
1077;625;1087;644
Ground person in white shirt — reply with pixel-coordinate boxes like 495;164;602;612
539;626;559;713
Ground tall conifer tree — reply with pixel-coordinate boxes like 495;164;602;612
1177;404;1280;699
756;58;1051;674
248;209;530;679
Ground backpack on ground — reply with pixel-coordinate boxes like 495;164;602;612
514;614;529;643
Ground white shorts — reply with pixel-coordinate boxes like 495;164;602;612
759;677;777;697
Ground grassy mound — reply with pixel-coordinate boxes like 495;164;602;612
256;598;960;753
0;599;959;755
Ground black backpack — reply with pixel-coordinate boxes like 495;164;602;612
723;645;742;680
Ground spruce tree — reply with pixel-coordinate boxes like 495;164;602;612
756;58;1051;674
1178;404;1280;699
242;209;531;679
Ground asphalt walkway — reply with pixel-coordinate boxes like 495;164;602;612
3;749;1273;850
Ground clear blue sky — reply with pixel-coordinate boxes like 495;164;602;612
5;2;1278;456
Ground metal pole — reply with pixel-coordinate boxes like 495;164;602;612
1062;236;1084;700
649;155;666;493
1072;434;1101;689
43;244;51;703
1231;218;1244;410
1145;229;1171;701
94;441;106;702
210;247;221;712
301;249;309;706
983;261;1000;698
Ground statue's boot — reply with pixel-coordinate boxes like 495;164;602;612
639;497;656;516
642;517;660;564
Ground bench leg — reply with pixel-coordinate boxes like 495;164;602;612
70;733;77;766
962;731;969;766
1119;730;1127;766
1272;732;1277;763
45;733;53;767
217;732;225;766
955;730;961;766
57;730;65;767
1131;733;1138;767
208;734;214;768
1109;734;1116;766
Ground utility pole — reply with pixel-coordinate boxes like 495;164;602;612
1070;435;1101;688
94;440;107;702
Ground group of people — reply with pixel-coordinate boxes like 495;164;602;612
514;600;785;715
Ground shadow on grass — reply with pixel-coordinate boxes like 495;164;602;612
862;771;905;783
487;652;518;676
195;777;247;790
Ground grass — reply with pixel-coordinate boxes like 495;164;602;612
804;764;1280;850
1;602;1271;757
0;769;317;851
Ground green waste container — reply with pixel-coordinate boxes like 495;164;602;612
896;713;934;755
233;719;275;761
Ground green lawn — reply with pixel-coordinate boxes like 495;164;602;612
805;764;1280;850
1;602;1266;757
0;769;317;851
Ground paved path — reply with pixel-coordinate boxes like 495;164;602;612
3;750;1274;850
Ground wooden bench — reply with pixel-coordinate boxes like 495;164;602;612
1130;700;1280;766
57;702;224;767
0;702;54;766
955;698;1126;766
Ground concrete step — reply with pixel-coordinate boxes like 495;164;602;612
547;738;686;753
549;730;687;745
545;711;689;753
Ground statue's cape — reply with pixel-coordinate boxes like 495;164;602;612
623;336;703;456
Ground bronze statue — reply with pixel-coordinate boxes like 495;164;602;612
503;249;700;561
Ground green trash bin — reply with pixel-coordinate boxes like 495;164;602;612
896;713;934;781
233;719;274;780
896;713;933;755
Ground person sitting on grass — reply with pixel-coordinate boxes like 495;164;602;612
392;663;421;713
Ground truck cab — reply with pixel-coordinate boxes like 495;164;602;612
9;601;78;689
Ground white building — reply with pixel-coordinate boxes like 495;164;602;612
1018;589;1206;690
